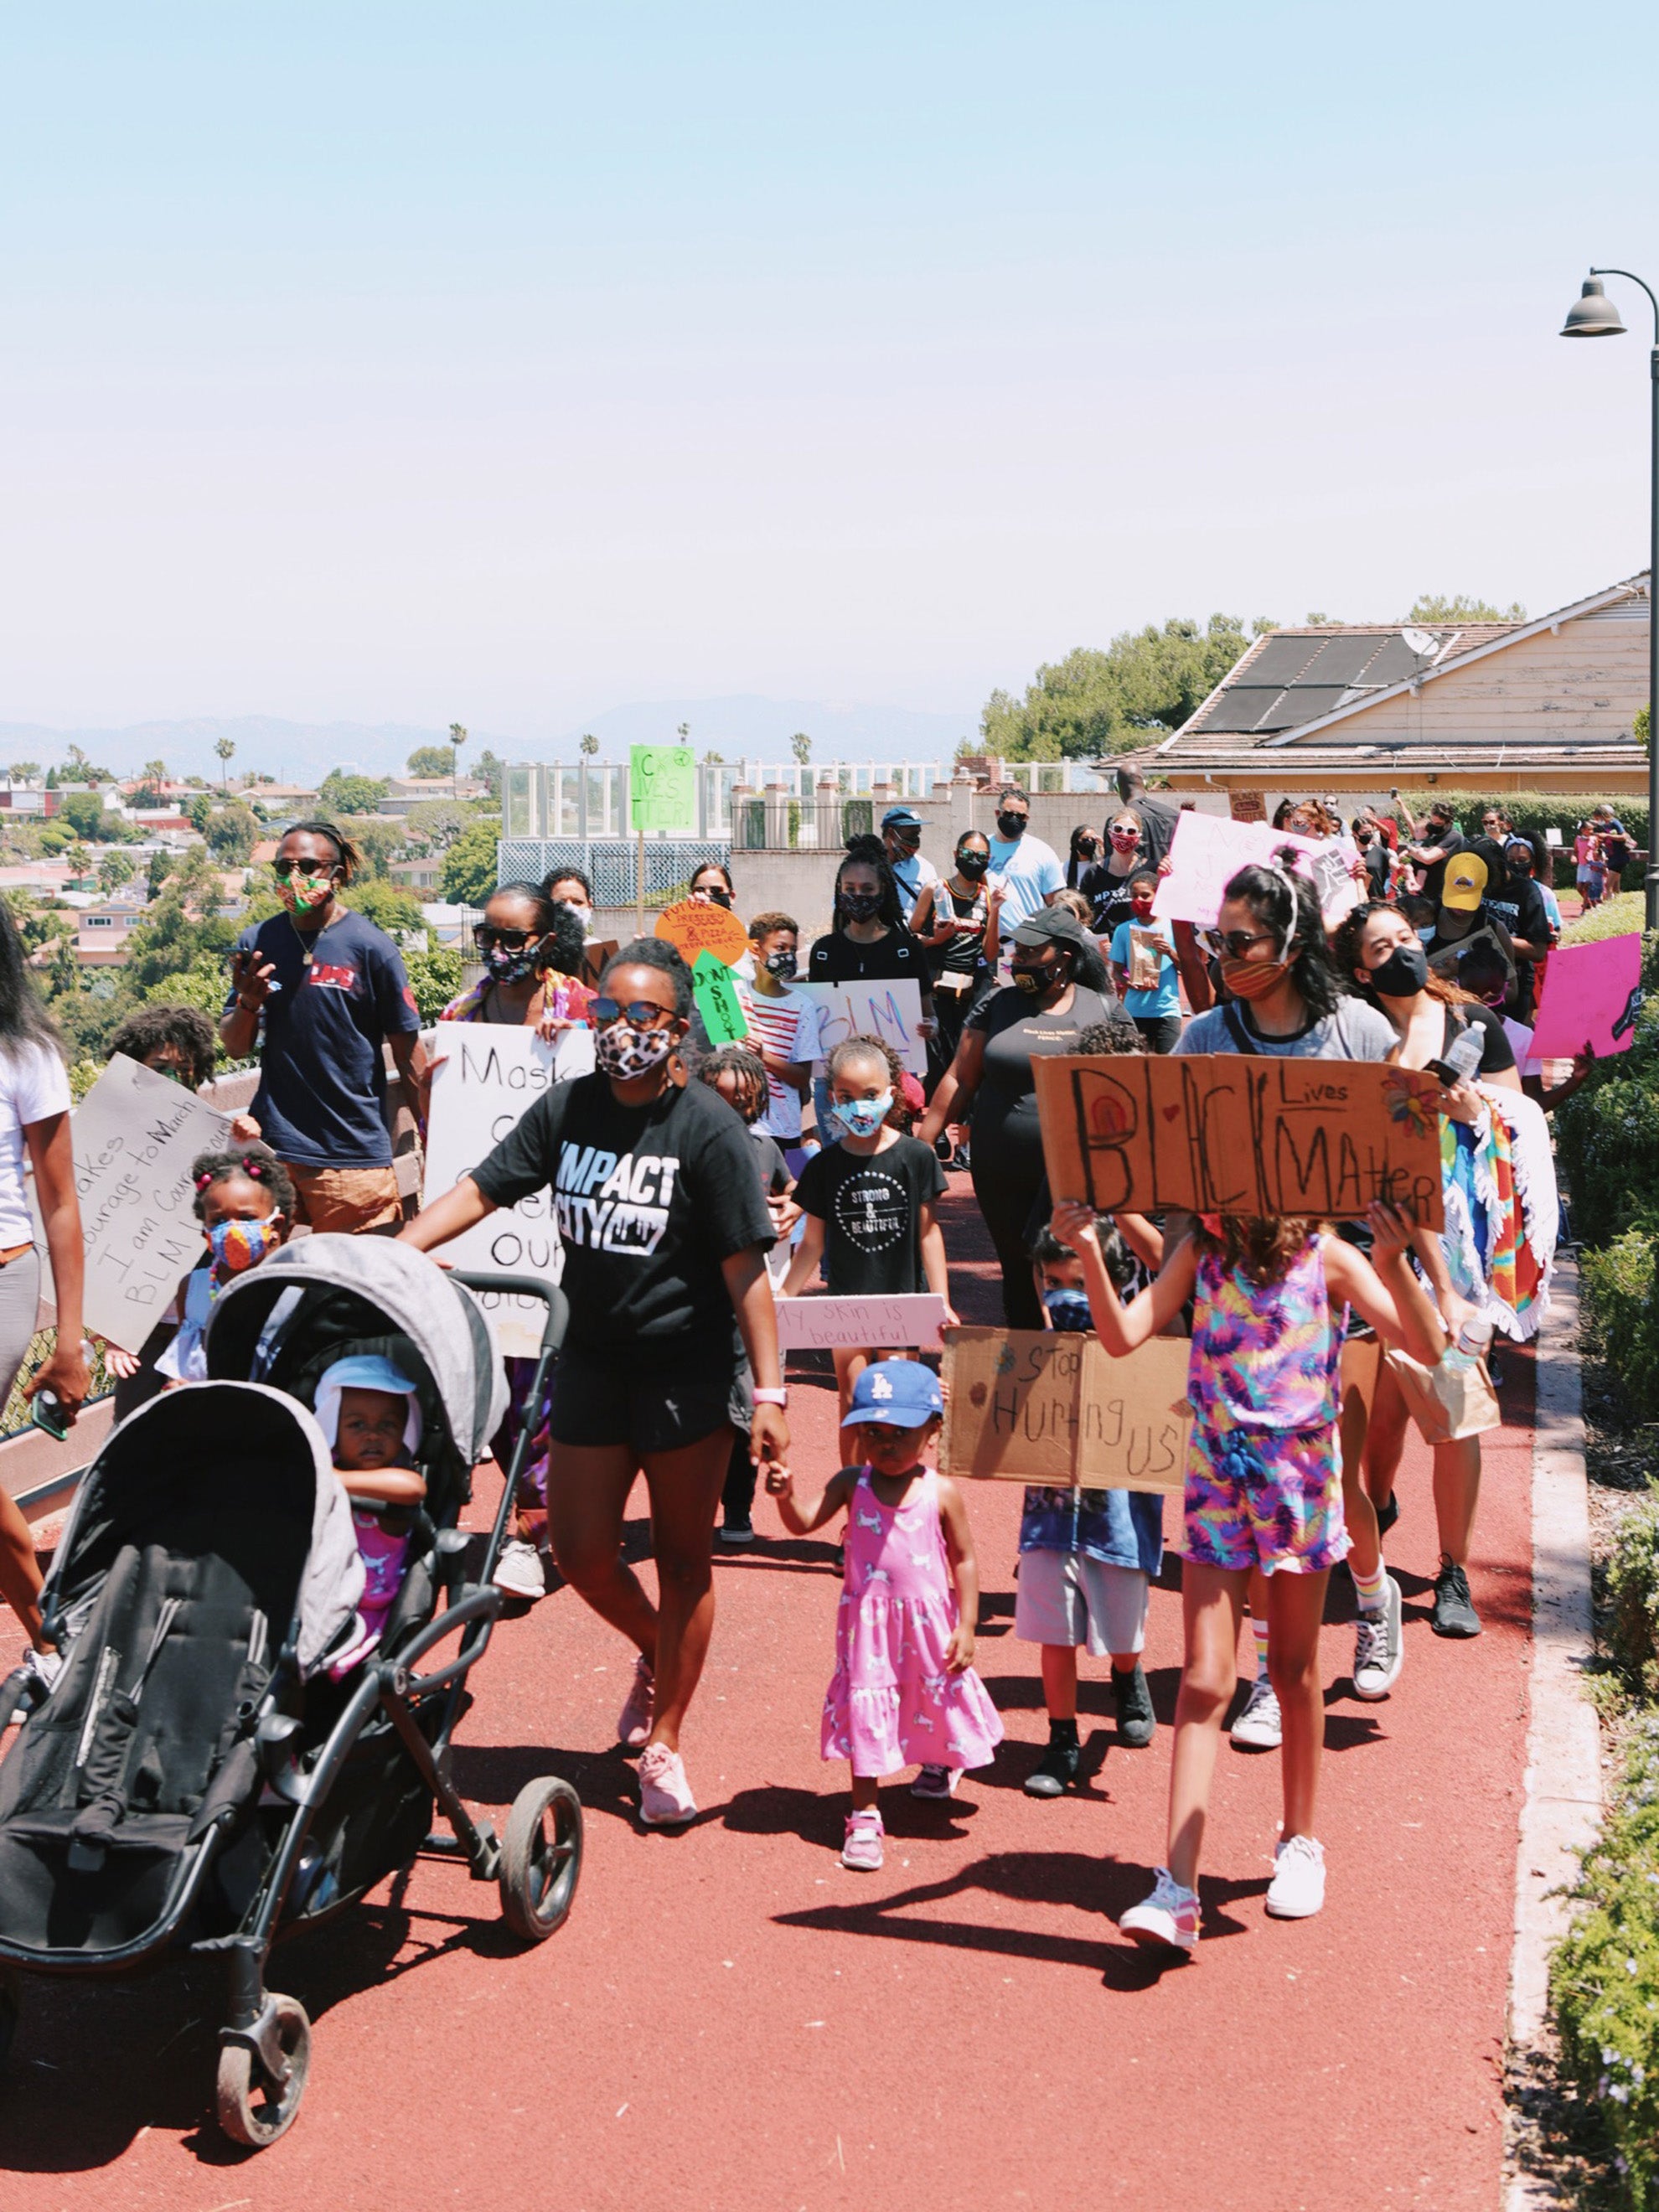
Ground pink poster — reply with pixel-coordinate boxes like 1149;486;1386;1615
1527;933;1644;1061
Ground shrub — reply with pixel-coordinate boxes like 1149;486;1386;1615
1552;1708;1659;2208
402;945;463;1021
1563;894;1647;947
1609;1493;1659;1693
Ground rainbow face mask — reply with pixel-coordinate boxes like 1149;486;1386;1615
208;1216;284;1280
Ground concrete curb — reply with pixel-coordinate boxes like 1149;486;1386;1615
1505;1249;1604;2208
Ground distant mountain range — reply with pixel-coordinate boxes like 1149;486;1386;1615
0;695;976;784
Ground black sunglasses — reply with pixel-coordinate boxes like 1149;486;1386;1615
475;925;540;953
271;856;338;879
1201;926;1279;960
592;996;674;1027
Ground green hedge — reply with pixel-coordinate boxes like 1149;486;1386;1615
1582;1233;1659;1424
1395;791;1648;893
1552;1701;1659;2207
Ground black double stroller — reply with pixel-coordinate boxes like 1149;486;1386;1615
0;1237;576;2147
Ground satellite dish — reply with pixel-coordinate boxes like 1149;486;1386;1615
1400;626;1438;659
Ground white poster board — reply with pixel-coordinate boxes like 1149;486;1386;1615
421;1021;595;1357
776;1292;945;1352
1151;810;1362;930
795;977;928;1075
37;1054;231;1351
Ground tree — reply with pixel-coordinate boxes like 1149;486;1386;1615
64;743;111;785
347;878;426;938
473;747;504;801
63;843;92;881
405;800;469;849
98;850;135;893
981;614;1277;762
449;721;468;801
201;797;258;864
8;762;39;783
406;745;456;778
1403;593;1527;625
790;731;812;767
132;757;169;806
214;735;235;788
318;768;390;815
440;818;499;907
59;790;116;842
703;748;726;766
1637;704;1651;747
578;733;599;759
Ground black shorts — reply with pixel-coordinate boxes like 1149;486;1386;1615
548;1342;750;1455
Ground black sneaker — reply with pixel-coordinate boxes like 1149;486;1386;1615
1112;1662;1156;1748
1023;1732;1080;1796
1431;1555;1481;1638
1375;1490;1400;1539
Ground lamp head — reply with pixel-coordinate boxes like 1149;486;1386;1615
1560;276;1627;339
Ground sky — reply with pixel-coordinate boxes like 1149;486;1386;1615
2;2;1657;761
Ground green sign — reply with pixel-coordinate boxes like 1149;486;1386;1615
629;744;697;835
690;949;749;1045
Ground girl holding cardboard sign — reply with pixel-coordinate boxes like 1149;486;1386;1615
1051;1196;1444;1951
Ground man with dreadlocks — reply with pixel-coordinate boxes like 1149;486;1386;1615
221;819;428;1234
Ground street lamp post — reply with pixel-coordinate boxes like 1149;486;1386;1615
1560;270;1659;930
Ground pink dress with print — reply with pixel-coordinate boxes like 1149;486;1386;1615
821;1468;1003;1777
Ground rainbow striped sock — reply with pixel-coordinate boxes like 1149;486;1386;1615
1252;1618;1270;1680
1351;1558;1389;1615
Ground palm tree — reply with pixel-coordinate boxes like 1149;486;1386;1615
790;731;812;767
449;721;468;802
214;736;235;788
8;761;39;783
579;732;599;759
98;850;135;893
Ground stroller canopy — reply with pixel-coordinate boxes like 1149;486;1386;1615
204;1236;509;1466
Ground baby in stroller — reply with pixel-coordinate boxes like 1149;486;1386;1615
313;1354;426;1672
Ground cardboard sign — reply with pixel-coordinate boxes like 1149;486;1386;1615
581;938;620;987
1228;790;1266;824
1033;1052;1445;1228
39;1055;230;1352
628;743;697;835
795;976;928;1076
691;948;750;1044
776;1293;945;1352
422;1021;595;1357
940;1327;1191;1493
1152;809;1361;930
654;898;748;966
1527;933;1642;1062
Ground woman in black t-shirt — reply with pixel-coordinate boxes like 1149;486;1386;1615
911;830;999;1084
807;840;936;1007
401;940;787;1831
1078;805;1148;942
917;908;1119;1327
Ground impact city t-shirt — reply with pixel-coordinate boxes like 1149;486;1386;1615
792;1134;946;1296
227;909;421;1169
470;1072;773;1351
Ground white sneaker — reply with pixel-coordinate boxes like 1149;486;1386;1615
1265;1832;1326;1919
1352;1575;1403;1700
492;1539;547;1601
1119;1867;1199;1955
1230;1676;1282;1750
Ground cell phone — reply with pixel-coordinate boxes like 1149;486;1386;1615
30;1388;70;1443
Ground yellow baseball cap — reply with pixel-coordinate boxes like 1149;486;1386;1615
1441;850;1489;912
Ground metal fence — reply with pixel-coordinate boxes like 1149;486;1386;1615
495;840;731;912
1;1329;115;1444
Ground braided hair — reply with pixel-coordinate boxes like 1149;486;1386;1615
190;1141;296;1221
697;1043;770;1124
833;835;907;934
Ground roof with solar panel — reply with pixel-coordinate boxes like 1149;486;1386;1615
1135;571;1650;785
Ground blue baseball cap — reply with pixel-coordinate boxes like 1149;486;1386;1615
840;1359;943;1429
881;805;923;833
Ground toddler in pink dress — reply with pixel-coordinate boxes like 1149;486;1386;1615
315;1355;426;1677
769;1360;1002;1870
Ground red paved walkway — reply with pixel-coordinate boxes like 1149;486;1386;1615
1;1178;1534;2210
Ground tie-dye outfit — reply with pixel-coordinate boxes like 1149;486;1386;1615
822;1467;1003;1777
1181;1238;1348;1576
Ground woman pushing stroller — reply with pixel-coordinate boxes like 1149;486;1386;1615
401;938;789;1829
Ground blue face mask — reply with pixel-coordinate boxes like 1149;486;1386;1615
834;1093;892;1140
1042;1287;1093;1332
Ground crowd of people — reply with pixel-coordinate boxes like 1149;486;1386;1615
0;783;1605;1956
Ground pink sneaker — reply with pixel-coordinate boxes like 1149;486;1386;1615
637;1742;697;1827
840;1810;884;1871
617;1656;654;1749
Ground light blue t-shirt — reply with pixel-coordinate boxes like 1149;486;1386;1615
1109;916;1181;1021
986;830;1064;925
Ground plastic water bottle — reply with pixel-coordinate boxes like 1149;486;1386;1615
1444;1315;1494;1372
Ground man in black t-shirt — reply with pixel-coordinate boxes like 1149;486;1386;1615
1405;800;1466;907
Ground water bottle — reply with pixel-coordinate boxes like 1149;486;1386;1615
1443;1315;1493;1372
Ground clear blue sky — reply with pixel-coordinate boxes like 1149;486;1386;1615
2;2;1656;744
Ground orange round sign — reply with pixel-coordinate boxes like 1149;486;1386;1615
654;897;748;966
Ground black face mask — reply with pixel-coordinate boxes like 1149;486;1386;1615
839;889;881;922
764;948;798;979
1368;943;1429;997
955;850;990;879
997;812;1028;840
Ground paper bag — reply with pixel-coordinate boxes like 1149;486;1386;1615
1384;1347;1501;1444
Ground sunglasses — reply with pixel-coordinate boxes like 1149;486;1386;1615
592;996;674;1028
475;926;540;953
1200;927;1279;960
271;857;336;880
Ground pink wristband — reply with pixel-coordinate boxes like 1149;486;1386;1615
752;1388;788;1407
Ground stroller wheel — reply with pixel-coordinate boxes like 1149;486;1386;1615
215;1992;311;2148
499;1776;583;1942
0;1965;20;2070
